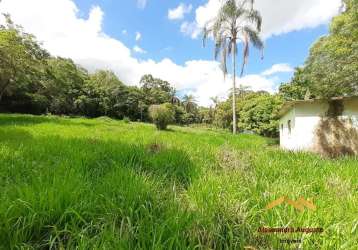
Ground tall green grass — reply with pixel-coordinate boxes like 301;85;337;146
0;114;357;249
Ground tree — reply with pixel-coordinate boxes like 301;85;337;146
76;70;141;119
203;0;263;134
0;15;49;102
237;93;283;137
140;74;174;105
172;105;186;125
213;99;232;129
182;94;197;113
138;100;146;121
198;106;214;124
282;0;358;99
170;91;181;106
307;0;358;97
122;86;146;121
44;57;88;115
279;67;311;100
210;96;220;107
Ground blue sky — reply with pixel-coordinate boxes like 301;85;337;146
74;0;329;72
0;0;341;105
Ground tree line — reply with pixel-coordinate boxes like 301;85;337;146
0;12;282;136
0;15;198;124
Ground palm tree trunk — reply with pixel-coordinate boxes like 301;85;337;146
232;45;237;134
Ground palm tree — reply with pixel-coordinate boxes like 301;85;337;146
229;84;251;99
182;94;197;113
203;0;263;134
210;96;220;107
170;90;181;106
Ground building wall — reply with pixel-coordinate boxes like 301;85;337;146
279;108;296;150
343;98;358;125
294;101;329;151
279;98;358;155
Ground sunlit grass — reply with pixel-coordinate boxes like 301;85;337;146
0;114;357;249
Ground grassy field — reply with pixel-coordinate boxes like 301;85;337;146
0;114;357;249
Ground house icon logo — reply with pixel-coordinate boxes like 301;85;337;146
265;196;316;211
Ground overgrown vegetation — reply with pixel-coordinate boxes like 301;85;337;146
0;114;357;249
210;91;283;137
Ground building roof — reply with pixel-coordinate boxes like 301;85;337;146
278;96;358;118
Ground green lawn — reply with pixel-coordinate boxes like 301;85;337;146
0;114;357;249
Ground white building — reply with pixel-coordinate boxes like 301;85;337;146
278;96;358;156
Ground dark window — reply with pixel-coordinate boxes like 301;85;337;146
288;120;292;134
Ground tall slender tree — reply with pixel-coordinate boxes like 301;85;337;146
182;94;197;113
203;0;263;134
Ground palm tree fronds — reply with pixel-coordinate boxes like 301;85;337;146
243;26;264;49
247;9;262;31
240;32;249;77
221;38;228;75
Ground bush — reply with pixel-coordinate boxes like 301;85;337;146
123;117;130;123
149;103;174;130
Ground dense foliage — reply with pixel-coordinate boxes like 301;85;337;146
237;93;283;137
0;15;49;112
280;0;358;100
209;90;283;137
0;17;190;123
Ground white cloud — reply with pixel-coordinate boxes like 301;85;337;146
180;21;201;38
183;0;341;39
261;63;294;76
0;0;285;107
168;3;192;20
135;32;141;41
133;45;146;54
237;74;277;93
137;0;147;9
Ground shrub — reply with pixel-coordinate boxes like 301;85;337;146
149;103;174;130
123;117;130;123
